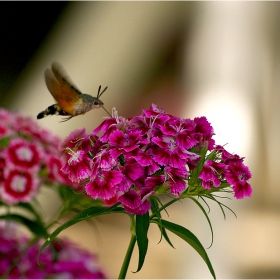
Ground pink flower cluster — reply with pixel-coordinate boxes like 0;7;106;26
61;104;252;215
0;109;72;205
198;145;252;199
0;226;106;279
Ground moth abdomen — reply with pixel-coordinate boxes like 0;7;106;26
37;104;69;119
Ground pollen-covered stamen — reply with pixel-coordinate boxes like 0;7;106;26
98;173;105;182
112;107;119;122
167;138;177;152
65;148;81;164
70;137;85;145
149;114;159;129
208;164;220;176
165;170;175;183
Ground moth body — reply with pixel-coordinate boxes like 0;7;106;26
37;61;107;122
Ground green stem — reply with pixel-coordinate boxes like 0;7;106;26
118;215;136;279
149;198;178;220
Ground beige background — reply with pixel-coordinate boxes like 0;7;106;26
5;2;280;278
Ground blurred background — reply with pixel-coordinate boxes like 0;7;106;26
1;1;280;278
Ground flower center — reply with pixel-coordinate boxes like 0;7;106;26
168;138;177;152
239;172;248;182
67;149;81;164
16;147;33;161
11;175;26;192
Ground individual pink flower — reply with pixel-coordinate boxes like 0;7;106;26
5;138;43;171
199;160;227;190
119;188;153;215
85;170;123;200
217;145;244;165
93;149;117;172
159;117;198;150
151;136;188;168
119;158;145;191
93;117;121;143
45;154;74;186
1;168;39;204
193;116;215;150
60;128;88;153
165;166;189;196
226;161;252;199
0;124;12;138
61;149;92;183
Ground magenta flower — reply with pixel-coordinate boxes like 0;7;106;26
61;149;92;183
0;225;106;279
193;116;215;150
159;117;198;150
60;104;252;215
60;128;88;153
152;135;188;168
165;166;189;196
199;160;226;190
226;161;252;199
119;188;153;215
85;170;123;200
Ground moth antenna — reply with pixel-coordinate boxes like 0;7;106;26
97;85;101;97
97;85;108;99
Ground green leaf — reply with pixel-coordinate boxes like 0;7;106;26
134;213;150;273
188;196;214;248
150;197;174;248
17;202;43;221
38;203;124;263
151;219;216;279
0;214;48;238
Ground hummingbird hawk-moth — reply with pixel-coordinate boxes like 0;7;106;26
37;61;108;122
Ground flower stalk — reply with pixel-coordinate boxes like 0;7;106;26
118;215;137;279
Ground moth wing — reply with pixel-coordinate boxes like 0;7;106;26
51;61;82;94
44;67;82;115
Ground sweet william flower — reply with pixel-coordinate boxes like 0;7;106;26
5;138;42;171
0;226;106;279
152;135;189;168
61;149;92;183
211;145;252;198
1;168;39;204
85;170;123;200
226;161;252;199
199;160;227;190
0;108;76;205
165;166;189;196
119;188;153;215
193;116;215;150
61;104;252;215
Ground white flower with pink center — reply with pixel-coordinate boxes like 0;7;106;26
1;168;39;204
5;138;43;170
